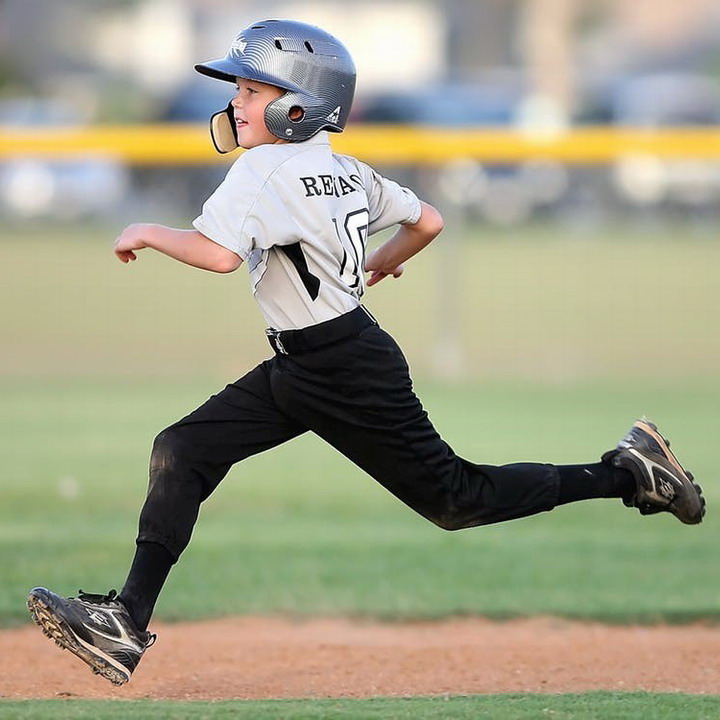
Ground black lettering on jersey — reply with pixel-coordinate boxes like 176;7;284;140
319;175;335;195
279;243;320;301
299;174;358;198
337;175;356;196
300;176;321;197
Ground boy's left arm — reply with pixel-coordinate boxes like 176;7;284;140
365;202;444;287
114;223;242;273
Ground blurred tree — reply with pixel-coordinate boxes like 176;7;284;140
520;0;577;121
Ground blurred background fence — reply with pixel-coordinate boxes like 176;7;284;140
2;0;720;225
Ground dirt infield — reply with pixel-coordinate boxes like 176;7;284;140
2;616;718;700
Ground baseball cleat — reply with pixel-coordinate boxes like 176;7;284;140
602;418;705;524
27;587;155;686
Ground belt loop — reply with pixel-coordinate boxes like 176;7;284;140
359;305;378;325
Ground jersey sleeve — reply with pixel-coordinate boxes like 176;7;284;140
192;160;255;259
352;160;422;235
192;150;303;259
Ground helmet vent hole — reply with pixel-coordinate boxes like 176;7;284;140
251;25;266;29
274;39;283;49
304;41;314;53
288;106;305;122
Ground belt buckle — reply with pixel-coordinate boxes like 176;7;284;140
266;329;288;355
275;336;288;355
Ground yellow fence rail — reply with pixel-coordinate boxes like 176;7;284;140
1;124;720;164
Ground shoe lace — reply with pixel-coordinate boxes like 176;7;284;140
77;589;158;647
76;589;119;604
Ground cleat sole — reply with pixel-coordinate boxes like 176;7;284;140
27;593;128;686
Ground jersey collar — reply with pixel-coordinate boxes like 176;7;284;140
303;131;330;146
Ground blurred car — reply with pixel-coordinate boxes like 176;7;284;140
351;81;522;127
579;73;720;211
350;80;570;225
159;79;234;125
0;97;129;219
129;80;235;215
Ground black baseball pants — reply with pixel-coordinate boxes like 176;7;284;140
136;310;560;560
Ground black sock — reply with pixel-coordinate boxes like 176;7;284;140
118;541;175;631
556;462;635;506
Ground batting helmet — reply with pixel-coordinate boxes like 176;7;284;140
194;18;356;149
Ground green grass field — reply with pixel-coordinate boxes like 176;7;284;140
1;220;718;717
3;693;720;720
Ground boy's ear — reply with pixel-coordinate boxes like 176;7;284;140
209;102;239;154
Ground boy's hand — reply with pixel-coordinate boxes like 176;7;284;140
366;264;404;287
112;224;242;272
114;224;149;263
364;202;443;288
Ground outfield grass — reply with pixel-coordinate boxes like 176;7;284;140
2;220;719;381
1;375;717;626
2;221;718;625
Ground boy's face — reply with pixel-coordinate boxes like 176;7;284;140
231;77;287;148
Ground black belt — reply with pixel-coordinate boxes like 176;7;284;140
266;306;377;355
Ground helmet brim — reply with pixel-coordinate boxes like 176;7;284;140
194;59;238;84
194;58;304;95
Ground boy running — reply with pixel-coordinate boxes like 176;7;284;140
28;19;705;686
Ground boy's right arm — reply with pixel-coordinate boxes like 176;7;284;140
114;223;242;274
365;201;444;287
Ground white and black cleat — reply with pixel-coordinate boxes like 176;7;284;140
27;587;155;686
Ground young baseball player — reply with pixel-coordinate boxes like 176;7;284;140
27;19;705;686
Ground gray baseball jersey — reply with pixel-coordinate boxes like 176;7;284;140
193;131;421;330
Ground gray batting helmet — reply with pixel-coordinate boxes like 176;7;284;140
195;18;356;148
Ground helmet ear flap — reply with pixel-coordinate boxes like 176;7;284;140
209;102;238;154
